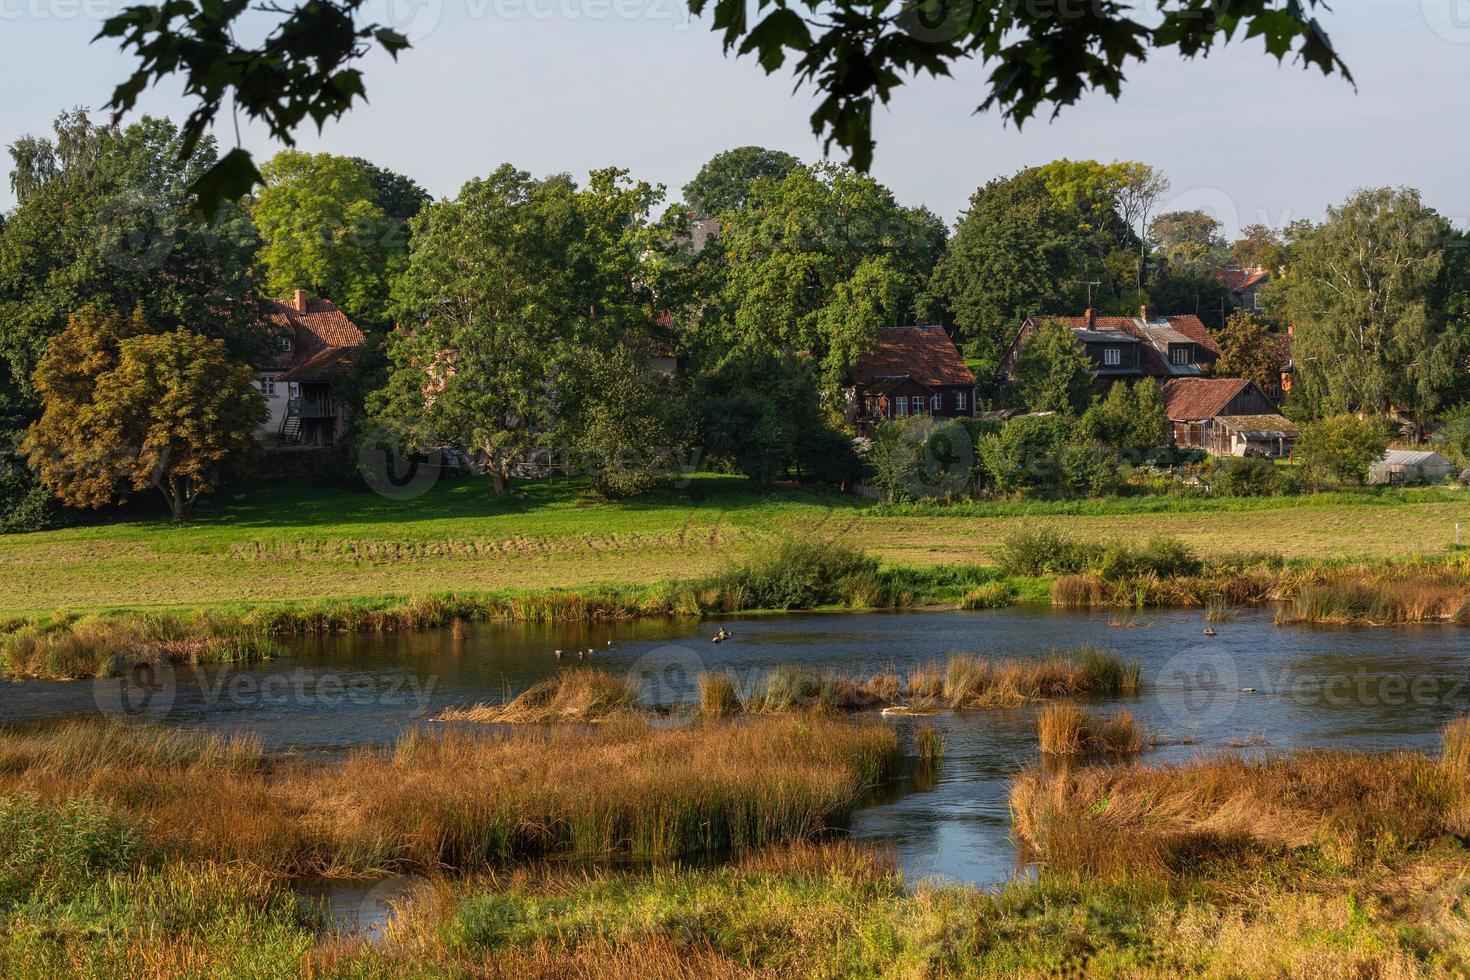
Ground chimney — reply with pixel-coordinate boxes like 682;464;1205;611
1139;303;1152;321
293;289;308;312
1085;308;1096;328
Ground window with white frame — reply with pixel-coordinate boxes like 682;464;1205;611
260;375;277;397
1171;346;1191;365
1103;347;1121;366
894;396;908;417
956;390;967;411
931;393;943;412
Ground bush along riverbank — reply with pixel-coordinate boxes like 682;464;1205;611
7;716;1470;976
7;534;1470;680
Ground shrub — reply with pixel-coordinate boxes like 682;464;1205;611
1211;456;1279;497
715;539;880;610
1295;414;1391;487
1094;535;1202;581
996;527;1090;576
959;581;1017;610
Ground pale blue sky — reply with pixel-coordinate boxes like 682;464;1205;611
3;1;1469;235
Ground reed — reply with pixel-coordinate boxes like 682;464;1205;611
0;612;280;680
1011;748;1470;878
697;671;742;718
1037;703;1144;756
1444;715;1470;776
435;668;639;724
958;581;1018;610
914;723;945;763
1204;595;1238;623
1052;574;1104;607
0;716;900;876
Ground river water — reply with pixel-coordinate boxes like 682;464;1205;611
4;607;1468;887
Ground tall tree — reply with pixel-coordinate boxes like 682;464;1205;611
250;150;405;324
1275;187;1461;423
23;308;263;520
1151;210;1228;271
683;146;800;216
1231;224;1287;270
1012;320;1096;416
370;165;660;493
920;169;1079;376
99;0;1349;212
1214;311;1284;394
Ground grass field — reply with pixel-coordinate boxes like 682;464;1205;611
0;475;1466;615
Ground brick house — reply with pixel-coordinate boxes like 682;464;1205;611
847;326;977;422
1000;307;1221;392
1161;376;1298;457
255;291;366;446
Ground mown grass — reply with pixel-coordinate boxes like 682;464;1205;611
1;475;1464;617
0;717;900;877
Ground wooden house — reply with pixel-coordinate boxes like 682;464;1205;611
847;326;977;422
1000;307;1220;392
1161;377;1298;457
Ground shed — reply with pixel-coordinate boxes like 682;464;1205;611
1368;450;1456;486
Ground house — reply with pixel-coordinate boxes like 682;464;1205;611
1369;450;1456;486
1215;266;1271;313
1161;377;1298;457
1000;307;1220;391
847;326;977;422
255;291;366;446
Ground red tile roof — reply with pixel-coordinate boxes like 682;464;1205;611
1024;314;1219;356
262;294;366;380
1215;267;1271;294
849;326;976;388
1161;377;1252;421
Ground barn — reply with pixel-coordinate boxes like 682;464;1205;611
1161;377;1298;457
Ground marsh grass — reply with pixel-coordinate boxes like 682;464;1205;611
1444;715;1470;776
0;717;899;877
1036;704;1144;756
914;723;945;764
697;672;742;718
1204;595;1238;623
435;668;640;724
1276;571;1470;626
1011;738;1470;879
958;581;1018;610
0;612;281;680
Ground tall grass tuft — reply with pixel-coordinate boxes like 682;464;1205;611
914;723;945;764
1444;716;1470;776
1052;574;1104;608
958;582;1018;610
436;668;639;724
698;672;742;718
1037;703;1144;756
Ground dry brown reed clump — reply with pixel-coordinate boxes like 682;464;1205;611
0;716;899;876
436;668;639;724
1052;574;1105;608
698;671;743;718
1444;715;1470;777
1011;742;1470;879
1037;703;1144;756
935;648;1139;709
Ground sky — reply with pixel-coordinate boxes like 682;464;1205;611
2;0;1469;236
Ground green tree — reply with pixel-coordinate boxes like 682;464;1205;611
0;111;259;530
1077;378;1167;460
1012;321;1095;416
1293;414;1391;487
920;170;1079;377
558;345;696;498
1150;210;1227;271
251;151;403;324
1214;311;1284;394
1148;268;1232;326
1276;187;1461;424
100;0;1350;211
371;165;660;493
1231;224;1286;270
22;309;263;520
682;146;800;216
695;350;827;488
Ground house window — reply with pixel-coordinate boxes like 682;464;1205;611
931;393;943;412
277;334;293;353
1251;291;1264;311
895;397;908;417
1103;348;1121;366
956;391;967;411
260;375;277;398
1171;347;1191;366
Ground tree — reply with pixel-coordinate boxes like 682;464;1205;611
683;146;800;216
1035;159;1165;301
1148;268;1232;326
1293;414;1390;487
99;0;1350;212
920;170;1079;377
717;164;943;395
1214;311;1284;394
370;165;660;493
0;111;259;530
1231;224;1287;270
558;345;696;498
251;150;403;325
22;309;263;520
1077;378;1167;460
694;349;831;489
349;157;431;227
1012;321;1095;416
1151;210;1227;271
1275;187;1461;423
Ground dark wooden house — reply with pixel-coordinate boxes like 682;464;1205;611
848;326;977;422
255;291;366;447
1161;377;1298;457
1000;307;1220;393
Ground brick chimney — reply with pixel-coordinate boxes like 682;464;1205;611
292;289;309;312
1085;308;1096;328
1139;303;1152;321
